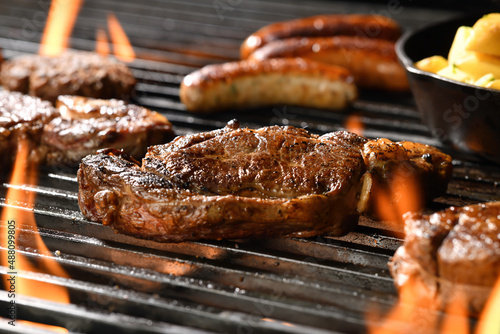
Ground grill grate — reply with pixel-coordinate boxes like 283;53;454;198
0;0;499;333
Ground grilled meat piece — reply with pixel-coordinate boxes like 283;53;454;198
0;90;59;171
1;51;136;103
0;91;174;169
78;121;452;243
389;201;500;315
358;138;453;216
42;96;175;166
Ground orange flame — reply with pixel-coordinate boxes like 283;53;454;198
344;113;364;136
366;276;439;334
39;0;84;56
477;276;500;334
373;166;422;229
1;139;69;332
108;13;135;62
440;288;469;334
96;28;110;56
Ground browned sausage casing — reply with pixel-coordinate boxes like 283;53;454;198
247;36;409;92
180;58;357;113
240;14;401;59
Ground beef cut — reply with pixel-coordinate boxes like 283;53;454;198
78;120;452;242
389;201;500;315
0;90;59;171
0;91;174;169
1;51;136;103
43;95;175;166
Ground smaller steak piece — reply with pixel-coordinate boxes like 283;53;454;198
389;201;500;315
42;96;175;166
0;90;58;171
359;138;453;216
78;121;453;243
1;51;136;103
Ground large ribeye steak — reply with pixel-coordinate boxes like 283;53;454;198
78;120;452;242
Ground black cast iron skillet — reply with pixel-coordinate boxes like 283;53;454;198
396;14;500;164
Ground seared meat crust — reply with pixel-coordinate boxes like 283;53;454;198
0;91;174;168
0;90;59;170
1;51;136;103
79;122;367;241
43;96;175;165
78;121;453;243
389;201;500;315
359;138;453;216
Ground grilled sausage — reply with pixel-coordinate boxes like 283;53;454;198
180;58;357;113
247;36;409;92
240;14;401;59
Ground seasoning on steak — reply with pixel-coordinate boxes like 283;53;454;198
389;201;500;315
0;90;59;172
0;91;174;169
0;51;136;103
77;120;452;243
42;95;175;166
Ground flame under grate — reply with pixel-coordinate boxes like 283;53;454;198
0;0;499;333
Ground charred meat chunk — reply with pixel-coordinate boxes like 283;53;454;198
0;91;174;169
0;90;59;171
1;51;136;103
78;121;452;243
389;201;500;315
42;95;175;166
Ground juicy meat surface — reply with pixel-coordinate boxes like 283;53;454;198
0;90;59;170
78;121;453;243
0;51;136;103
0;91;174;169
389;201;500;315
42;96;175;165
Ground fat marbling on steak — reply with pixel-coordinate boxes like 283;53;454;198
389;201;500;315
0;51;136;103
78;120;452;242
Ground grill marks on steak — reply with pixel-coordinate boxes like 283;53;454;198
389;201;500;315
0;51;136;103
78;121;453;242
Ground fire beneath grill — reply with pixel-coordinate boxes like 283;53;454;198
0;0;499;333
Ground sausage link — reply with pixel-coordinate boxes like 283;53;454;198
247;36;409;92
240;14;401;59
180;58;357;113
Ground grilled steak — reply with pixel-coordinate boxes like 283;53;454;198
0;90;59;171
389;201;500;315
1;51;136;103
42;96;175;166
0;91;174;169
78;121;452;242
